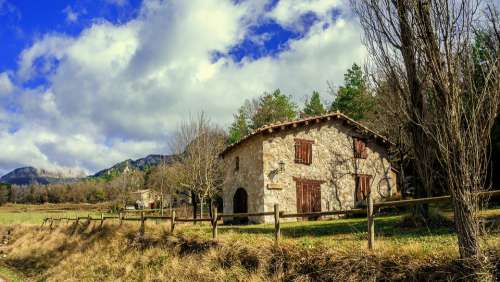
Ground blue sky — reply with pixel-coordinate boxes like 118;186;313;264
0;0;366;176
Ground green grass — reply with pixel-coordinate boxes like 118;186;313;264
1;206;499;281
0;264;25;282
0;210;103;225
1;204;499;258
175;208;500;256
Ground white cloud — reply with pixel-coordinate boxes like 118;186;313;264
270;0;343;31
0;72;14;95
0;0;366;176
63;6;79;23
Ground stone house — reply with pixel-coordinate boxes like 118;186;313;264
220;112;397;223
130;189;160;209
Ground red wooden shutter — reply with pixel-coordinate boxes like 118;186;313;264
355;175;372;202
355;176;362;201
295;178;323;214
353;138;368;159
307;142;312;164
294;141;301;163
294;139;314;165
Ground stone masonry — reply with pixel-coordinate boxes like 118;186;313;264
222;114;397;223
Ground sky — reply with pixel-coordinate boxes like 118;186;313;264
0;0;367;177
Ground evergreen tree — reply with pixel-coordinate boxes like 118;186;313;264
330;63;374;120
227;89;298;143
228;107;250;144
303;91;326;116
250;89;297;129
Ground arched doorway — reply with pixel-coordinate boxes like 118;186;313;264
233;188;248;224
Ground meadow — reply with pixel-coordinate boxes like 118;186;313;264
0;204;499;281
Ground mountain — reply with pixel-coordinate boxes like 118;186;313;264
0;154;177;185
0;167;83;185
91;154;176;179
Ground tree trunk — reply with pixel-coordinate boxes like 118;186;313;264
451;190;489;280
191;191;198;220
200;196;205;219
169;194;173;216
453;195;480;259
208;198;213;218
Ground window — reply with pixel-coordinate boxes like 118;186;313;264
235;156;239;171
294;139;314;165
355;174;372;202
353;137;368;159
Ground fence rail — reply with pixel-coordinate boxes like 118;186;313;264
43;190;500;249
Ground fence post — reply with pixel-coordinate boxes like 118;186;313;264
100;213;104;228
170;210;176;233
211;206;218;240
119;212;123;226
140;211;145;236
274;204;280;242
367;191;375;250
49;218;54;230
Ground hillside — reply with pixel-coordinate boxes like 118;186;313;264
91;154;176;180
0;154;177;185
0;167;83;186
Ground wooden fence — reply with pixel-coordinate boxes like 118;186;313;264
43;190;500;250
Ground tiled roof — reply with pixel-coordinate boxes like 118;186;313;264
220;111;394;157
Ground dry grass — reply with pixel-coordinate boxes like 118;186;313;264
0;206;499;281
0;218;499;282
0;203;111;212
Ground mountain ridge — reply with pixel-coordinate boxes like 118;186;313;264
90;154;175;179
0;167;82;185
0;154;176;185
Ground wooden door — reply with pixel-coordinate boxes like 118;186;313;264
355;175;372;202
296;179;322;214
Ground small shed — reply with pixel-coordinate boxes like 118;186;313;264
130;189;159;209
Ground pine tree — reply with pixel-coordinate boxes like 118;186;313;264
228;107;250;144
330;63;374;120
303;91;326;116
250;89;297;129
227;89;298;143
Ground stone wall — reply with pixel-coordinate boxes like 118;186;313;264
260;120;396;223
221;136;265;223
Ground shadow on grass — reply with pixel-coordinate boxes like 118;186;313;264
219;215;455;239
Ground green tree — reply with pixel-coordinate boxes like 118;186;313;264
250;89;297;129
0;184;10;205
227;89;297;143
330;63;374;120
303;91;326;116
228;107;250;144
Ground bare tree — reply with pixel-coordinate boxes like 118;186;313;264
170;113;226;220
328;133;393;211
352;0;500;272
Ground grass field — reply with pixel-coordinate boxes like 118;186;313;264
0;210;104;225
0;203;112;225
0;204;499;281
0;265;25;282
1;204;499;252
175;208;500;259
